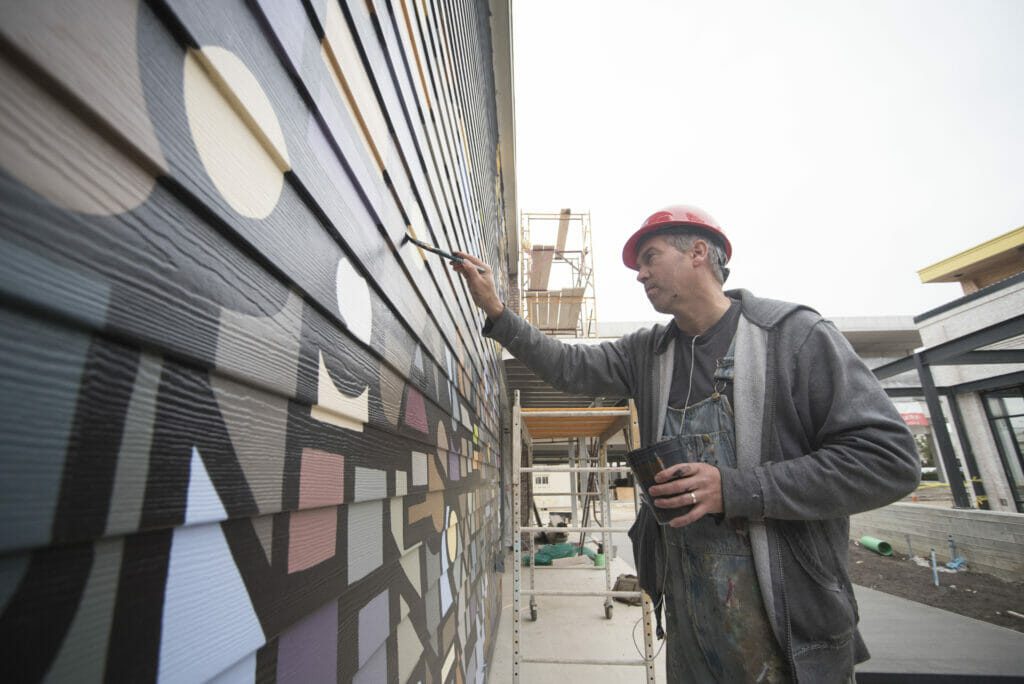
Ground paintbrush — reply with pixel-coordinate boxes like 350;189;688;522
402;233;487;273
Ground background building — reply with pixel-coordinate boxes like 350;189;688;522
879;226;1024;512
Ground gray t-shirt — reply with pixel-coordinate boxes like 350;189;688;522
668;297;741;410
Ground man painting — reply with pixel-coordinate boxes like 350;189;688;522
453;205;919;682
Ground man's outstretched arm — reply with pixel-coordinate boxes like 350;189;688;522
450;250;640;400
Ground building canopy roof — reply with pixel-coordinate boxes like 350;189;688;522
918;226;1024;292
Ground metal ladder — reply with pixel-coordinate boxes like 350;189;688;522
511;390;656;682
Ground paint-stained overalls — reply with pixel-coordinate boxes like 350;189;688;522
661;337;789;683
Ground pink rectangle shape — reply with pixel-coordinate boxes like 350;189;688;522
288;507;337;573
300;448;344;509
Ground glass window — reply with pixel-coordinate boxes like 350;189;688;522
986;389;1024;418
1004;396;1024;417
1010;415;1024;457
986;386;1024;512
992;418;1024;503
988;396;1007;418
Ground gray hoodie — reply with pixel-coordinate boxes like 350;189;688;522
484;289;920;682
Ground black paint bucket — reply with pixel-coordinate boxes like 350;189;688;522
625;437;694;525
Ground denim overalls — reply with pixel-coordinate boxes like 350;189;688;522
661;338;788;683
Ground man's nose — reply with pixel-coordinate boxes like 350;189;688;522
636;268;648;283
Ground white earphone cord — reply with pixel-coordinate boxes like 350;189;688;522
632;333;699;661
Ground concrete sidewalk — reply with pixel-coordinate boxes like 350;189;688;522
486;559;1024;682
854;585;1024;680
486;502;1024;682
487;553;667;683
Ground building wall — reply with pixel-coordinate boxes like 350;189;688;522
915;281;1024;512
851;503;1024;581
0;1;510;681
532;472;572;511
918;280;1024;387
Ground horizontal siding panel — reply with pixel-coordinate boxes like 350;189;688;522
1;481;502;681
0;304;503;547
249;0;488;365
1;0;493;396
0;201;500;445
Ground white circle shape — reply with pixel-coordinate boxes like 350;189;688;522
183;46;290;219
336;257;372;344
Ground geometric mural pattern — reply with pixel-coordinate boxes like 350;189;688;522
0;0;508;681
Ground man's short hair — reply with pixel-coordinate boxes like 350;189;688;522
648;228;729;284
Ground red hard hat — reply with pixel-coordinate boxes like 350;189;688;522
622;205;732;270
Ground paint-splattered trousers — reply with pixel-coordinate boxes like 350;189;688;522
660;386;789;682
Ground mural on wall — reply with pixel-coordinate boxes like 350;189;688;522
0;0;508;681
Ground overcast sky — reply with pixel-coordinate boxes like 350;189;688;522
511;0;1024;322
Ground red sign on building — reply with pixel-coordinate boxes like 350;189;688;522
901;412;930;427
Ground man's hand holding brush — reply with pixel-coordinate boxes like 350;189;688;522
451;252;504;321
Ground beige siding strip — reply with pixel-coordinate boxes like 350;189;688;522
0;52;157;216
0;0;167;174
321;0;389;170
398;0;431;111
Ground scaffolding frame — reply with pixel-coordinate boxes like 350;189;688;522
511;391;656;682
519;209;597;337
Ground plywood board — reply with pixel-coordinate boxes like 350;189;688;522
554;288;584;333
556;208;571;253
521;407;630;440
529;245;555;291
525;291;551;329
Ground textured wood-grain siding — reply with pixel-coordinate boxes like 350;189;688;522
0;0;509;681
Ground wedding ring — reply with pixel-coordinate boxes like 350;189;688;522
690;492;698;505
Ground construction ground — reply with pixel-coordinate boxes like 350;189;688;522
486;497;1024;683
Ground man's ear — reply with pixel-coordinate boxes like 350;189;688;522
690;238;709;264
